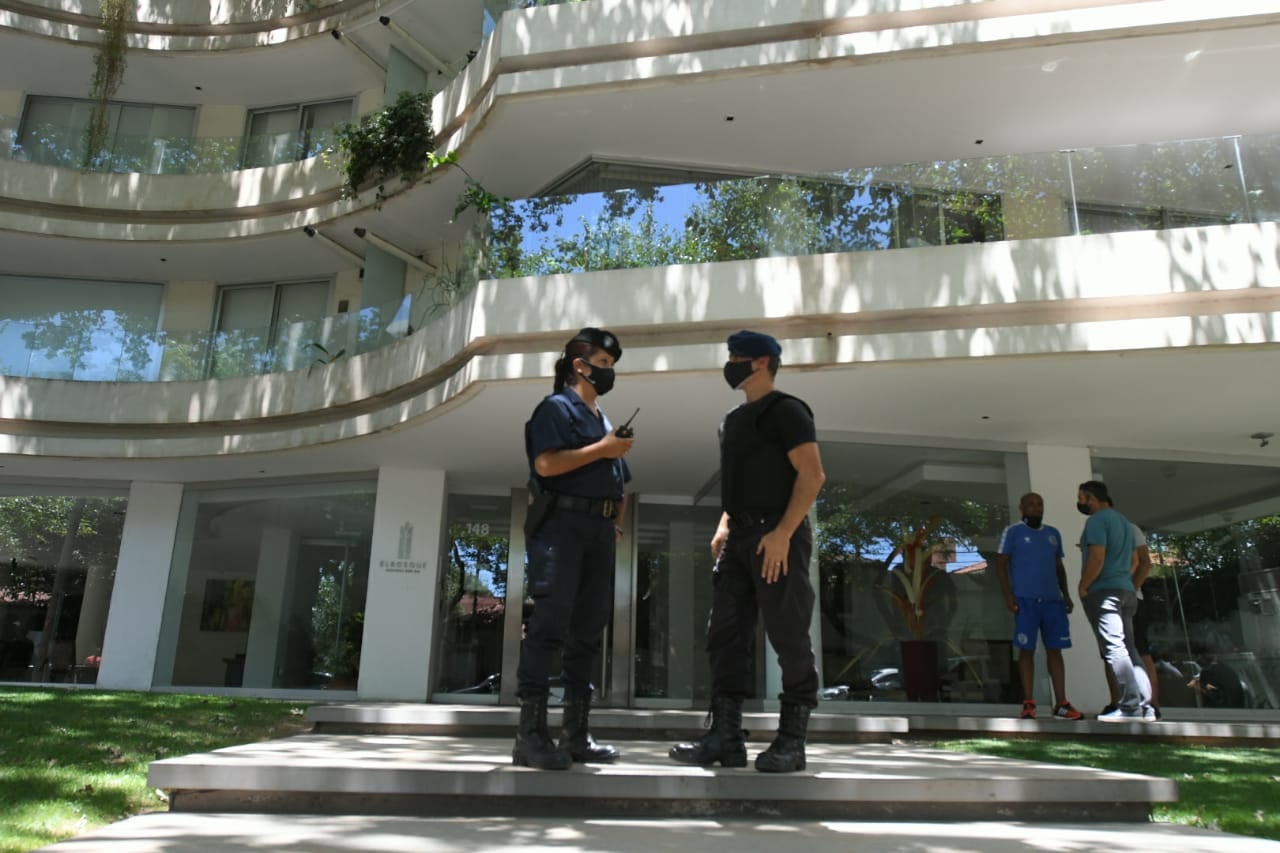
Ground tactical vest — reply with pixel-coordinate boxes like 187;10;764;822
719;391;813;514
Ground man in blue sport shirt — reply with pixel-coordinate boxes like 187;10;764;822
995;492;1083;720
1076;480;1153;722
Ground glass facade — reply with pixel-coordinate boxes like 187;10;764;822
155;481;375;690
1092;457;1280;711
0;495;127;684
433;494;513;697
816;444;1023;704
632;503;721;705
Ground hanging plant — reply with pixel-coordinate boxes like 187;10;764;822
332;90;509;216
84;0;130;170
333;91;439;203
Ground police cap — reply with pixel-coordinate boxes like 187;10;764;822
570;327;622;362
727;329;781;359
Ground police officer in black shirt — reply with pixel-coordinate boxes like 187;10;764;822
514;327;634;770
670;330;826;773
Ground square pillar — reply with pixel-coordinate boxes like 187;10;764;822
359;467;448;700
98;482;184;690
1026;444;1107;712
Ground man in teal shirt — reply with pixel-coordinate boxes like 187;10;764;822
1076;480;1153;721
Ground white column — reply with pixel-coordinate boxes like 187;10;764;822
359;467;448;701
241;527;297;688
98;482;184;690
1026;443;1106;711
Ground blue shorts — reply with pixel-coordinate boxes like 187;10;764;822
1014;597;1072;650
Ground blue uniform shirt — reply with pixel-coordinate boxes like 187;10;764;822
997;521;1065;600
1080;507;1135;593
525;389;631;501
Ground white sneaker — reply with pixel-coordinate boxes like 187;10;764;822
1097;707;1144;723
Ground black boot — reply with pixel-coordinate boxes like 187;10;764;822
754;702;810;773
560;693;620;763
512;695;571;770
669;695;748;767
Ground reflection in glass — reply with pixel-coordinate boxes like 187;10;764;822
159;482;375;690
1091;457;1280;711
0;496;127;684
633;503;721;704
433;495;511;696
816;447;1019;704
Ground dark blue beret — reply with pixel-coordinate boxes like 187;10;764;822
727;330;781;358
570;327;622;361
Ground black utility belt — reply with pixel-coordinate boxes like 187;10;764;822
552;494;619;520
727;511;785;529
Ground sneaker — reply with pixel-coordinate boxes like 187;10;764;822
1143;704;1162;722
1097;707;1144;723
1052;701;1084;721
1098;703;1118;716
1019;700;1036;720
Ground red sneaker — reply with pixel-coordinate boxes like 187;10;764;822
1019;700;1036;720
1053;701;1084;720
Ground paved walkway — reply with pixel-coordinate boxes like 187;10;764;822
39;815;1280;852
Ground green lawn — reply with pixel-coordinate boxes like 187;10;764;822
0;688;308;853
939;738;1280;841
3;689;1277;851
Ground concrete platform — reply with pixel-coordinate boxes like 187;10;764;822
148;735;1177;821
907;713;1280;745
306;702;1280;746
307;703;907;742
39;815;1280;853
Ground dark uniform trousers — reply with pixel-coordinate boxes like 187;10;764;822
706;514;818;707
517;510;615;699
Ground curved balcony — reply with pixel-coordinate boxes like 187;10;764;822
2;117;335;176
3;130;1279;386
0;295;412;383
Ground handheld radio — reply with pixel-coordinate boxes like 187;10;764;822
615;408;640;438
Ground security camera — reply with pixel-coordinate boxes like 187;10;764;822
303;225;316;237
353;227;367;238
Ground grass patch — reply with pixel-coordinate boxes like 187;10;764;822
0;687;309;852
938;738;1280;841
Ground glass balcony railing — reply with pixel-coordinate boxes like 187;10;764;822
0;295;412;383
479;133;1280;280
0;120;338;176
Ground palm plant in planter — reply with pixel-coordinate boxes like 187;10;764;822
878;517;946;700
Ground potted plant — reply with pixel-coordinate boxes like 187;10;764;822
878;517;946;700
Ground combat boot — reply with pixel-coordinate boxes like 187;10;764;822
560;692;620;763
512;695;571;770
754;701;810;773
669;695;748;767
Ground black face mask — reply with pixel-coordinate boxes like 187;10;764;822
1076;501;1092;516
1023;515;1043;529
581;365;615;395
723;360;754;390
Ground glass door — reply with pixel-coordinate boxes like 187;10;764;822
432;494;512;701
631;502;725;707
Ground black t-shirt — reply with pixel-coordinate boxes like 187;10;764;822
719;391;816;514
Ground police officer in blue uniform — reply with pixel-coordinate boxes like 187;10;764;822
514;327;634;770
670;330;826;773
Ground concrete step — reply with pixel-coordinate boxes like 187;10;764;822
307;703;906;741
148;734;1177;822
306;703;1280;746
